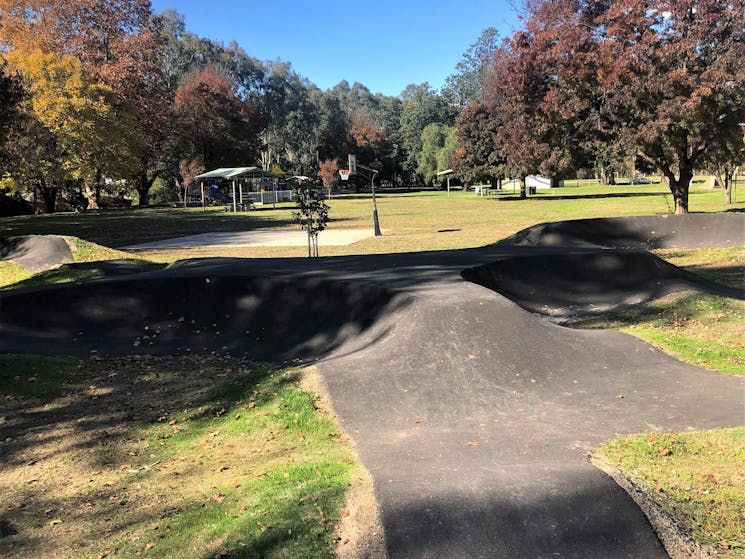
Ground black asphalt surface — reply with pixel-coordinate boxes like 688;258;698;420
1;213;744;558
0;235;73;272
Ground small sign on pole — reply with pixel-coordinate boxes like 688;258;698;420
348;154;357;174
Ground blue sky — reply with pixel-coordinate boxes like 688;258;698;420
149;0;522;97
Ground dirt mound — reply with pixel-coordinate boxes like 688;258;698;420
500;213;745;249
0;235;73;272
0;274;407;361
462;249;743;320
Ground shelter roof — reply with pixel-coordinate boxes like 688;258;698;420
195;167;262;179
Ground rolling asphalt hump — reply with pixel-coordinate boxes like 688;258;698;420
1;213;743;558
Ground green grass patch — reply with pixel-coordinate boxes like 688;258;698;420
0;260;32;287
656;247;745;290
595;428;745;556
7;267;104;289
0;356;356;559
0;354;81;398
575;291;745;375
1;237;150;289
64;236;136;262
0;183;742;258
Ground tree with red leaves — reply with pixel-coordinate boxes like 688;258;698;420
318;159;340;195
175;64;259;174
485;0;744;213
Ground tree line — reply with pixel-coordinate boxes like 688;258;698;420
0;0;742;215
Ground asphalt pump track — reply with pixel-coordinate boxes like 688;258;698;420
1;214;743;558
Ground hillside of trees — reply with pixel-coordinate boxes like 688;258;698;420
0;0;742;214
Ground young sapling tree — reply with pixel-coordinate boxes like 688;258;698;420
292;182;329;257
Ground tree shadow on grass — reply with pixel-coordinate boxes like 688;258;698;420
1;208;304;248
0;356;346;558
0;356;283;470
494;191;666;202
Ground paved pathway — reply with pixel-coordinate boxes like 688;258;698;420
123;228;374;250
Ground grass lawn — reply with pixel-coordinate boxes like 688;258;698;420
1;182;742;257
0;355;361;559
594;428;745;557
0;237;146;289
656;247;745;290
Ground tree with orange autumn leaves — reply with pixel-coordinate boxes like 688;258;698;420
0;0;169;208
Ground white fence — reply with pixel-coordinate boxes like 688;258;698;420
242;189;294;205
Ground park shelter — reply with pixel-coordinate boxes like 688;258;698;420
436;169;455;197
192;167;293;211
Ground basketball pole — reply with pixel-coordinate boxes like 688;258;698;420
346;155;382;236
370;171;382;236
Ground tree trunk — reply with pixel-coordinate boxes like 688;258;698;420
84;171;101;210
137;185;150;206
666;166;692;215
724;173;732;205
717;167;733;205
38;182;57;213
136;173;153;206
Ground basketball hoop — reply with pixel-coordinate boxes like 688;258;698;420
339;169;351;181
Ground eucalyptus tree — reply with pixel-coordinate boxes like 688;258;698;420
442;26;501;108
399;83;457;182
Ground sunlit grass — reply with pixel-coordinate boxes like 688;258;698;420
1;182;742;256
595;428;745;556
575;291;745;375
656;247;745;290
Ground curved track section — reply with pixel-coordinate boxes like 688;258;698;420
0;275;407;361
499;213;745;249
319;282;743;558
1;214;743;558
463;249;743;320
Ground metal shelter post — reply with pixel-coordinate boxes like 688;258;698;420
200;182;205;211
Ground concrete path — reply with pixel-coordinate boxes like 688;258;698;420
123;228;375;250
1;213;743;558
